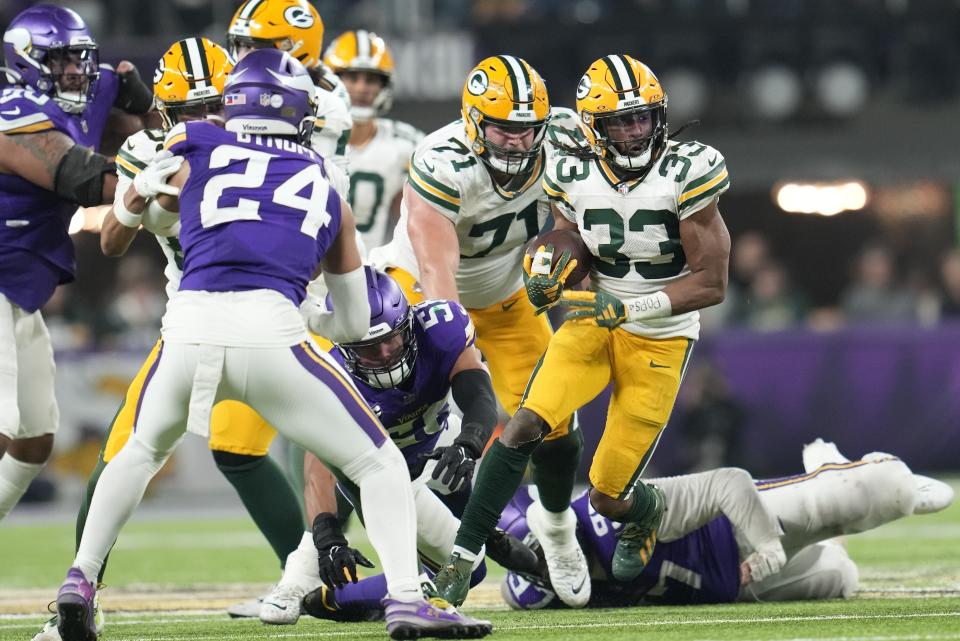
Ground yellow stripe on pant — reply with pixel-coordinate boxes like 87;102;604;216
102;338;278;462
383;267;571;439
520;319;693;500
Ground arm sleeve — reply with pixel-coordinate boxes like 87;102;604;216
542;157;577;221
306;267;370;343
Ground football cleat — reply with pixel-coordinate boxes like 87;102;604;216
382;596;492;640
302;584;383;622
432;553;474;607
33;592;104;641
226;585;272;619
56;568;97;641
913;474;955;514
260;548;322;625
611;484;666;583
525;502;590;608
801;438;850;473
484;527;541;577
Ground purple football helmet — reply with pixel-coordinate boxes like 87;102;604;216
2;4;99;113
327;267;417;389
223;48;316;144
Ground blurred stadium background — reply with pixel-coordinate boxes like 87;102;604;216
1;0;959;524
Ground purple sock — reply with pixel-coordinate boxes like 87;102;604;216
334;574;389;610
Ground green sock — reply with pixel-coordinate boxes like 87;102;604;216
530;427;583;513
214;451;305;567
453;439;531;555
285;439;307;500
622;481;659;525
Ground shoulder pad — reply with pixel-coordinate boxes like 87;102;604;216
0;87;55;135
660;141;730;217
391;120;425;144
408;137;472;219
163;122;189;152
413;299;475;352
116;128;164;179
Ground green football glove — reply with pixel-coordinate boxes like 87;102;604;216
561;290;628;329
522;244;578;315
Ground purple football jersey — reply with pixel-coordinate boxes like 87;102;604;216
167;122;342;305
500;487;742;606
0;67;119;312
329;299;475;470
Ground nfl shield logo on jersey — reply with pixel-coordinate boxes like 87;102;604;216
618;182;629;195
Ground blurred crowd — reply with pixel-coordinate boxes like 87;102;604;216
41;228;960;353
700;232;960;334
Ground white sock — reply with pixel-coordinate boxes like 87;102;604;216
74;438;168;583
0;455;44;520
297;530;314;553
343;446;422;603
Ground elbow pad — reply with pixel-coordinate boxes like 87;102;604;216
321;267;370;343
115;66;154;114
54;145;115;207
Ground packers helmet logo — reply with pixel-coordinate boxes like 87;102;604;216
467;69;489;96
153;62;163;85
283;6;314;28
576;74;591;100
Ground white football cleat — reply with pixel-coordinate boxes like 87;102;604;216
526;502;590;608
802;438;850;473
913;474;955;514
227;586;272;618
260;549;322;625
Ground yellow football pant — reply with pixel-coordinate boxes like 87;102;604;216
520;320;693;500
384;267;570;439
102;339;277;462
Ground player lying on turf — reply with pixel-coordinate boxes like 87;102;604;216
259;268;536;624
499;439;954;608
53;49;491;641
295;440;952;619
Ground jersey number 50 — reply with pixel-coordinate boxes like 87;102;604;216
200;144;332;238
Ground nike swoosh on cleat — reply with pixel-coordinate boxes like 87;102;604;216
649;360;670;369
1;107;21;116
501;299;519;311
264;603;288;611
570;573;587;595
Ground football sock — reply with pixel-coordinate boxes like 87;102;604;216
531;427;583;513
75;453;111;582
344;446;421;601
213;450;305;567
622;481;660;525
453;439;530;555
74;438;167;584
285;439;307;500
0;454;43;520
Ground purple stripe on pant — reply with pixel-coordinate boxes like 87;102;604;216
292;343;387;447
133;340;164;432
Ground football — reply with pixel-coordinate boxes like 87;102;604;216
525;229;592;287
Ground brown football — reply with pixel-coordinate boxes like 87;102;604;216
525;229;592;287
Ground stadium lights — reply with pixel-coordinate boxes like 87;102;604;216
814;61;870;118
774;181;869;216
746;64;803;122
660;66;709;123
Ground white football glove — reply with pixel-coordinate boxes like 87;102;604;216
134;150;183;198
741;540;787;585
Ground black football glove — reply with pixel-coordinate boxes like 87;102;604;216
419;422;489;493
420;444;477;493
312;512;375;590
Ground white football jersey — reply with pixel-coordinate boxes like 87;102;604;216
347;118;423;249
543;137;730;340
369;107;578;309
310;67;353;185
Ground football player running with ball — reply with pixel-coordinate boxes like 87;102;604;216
53;49;490;641
370;56;590;604
435;55;731;607
323;30;423;249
